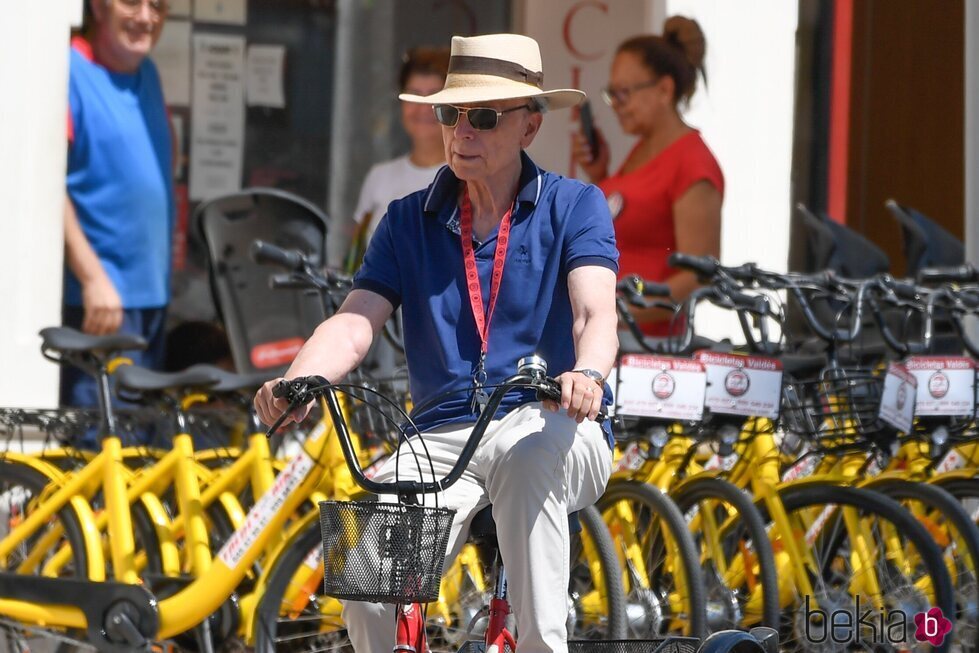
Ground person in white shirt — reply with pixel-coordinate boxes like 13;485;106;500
349;47;450;374
350;47;451;251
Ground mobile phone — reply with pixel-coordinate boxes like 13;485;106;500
579;100;598;158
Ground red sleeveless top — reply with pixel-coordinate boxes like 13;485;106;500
599;131;724;336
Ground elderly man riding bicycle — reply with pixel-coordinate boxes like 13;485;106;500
255;32;619;653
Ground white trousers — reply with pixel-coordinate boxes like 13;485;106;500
341;402;613;653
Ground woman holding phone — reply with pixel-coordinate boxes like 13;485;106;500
573;16;723;339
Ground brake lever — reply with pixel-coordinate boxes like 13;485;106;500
265;376;328;437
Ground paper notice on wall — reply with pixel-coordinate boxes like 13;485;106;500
195;0;247;25
152;19;192;106
246;45;286;108
189;33;246;201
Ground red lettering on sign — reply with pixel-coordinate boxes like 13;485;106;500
562;1;608;61
250;338;304;368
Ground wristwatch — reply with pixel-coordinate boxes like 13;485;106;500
572;368;605;387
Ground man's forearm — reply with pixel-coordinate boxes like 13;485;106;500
63;193;106;284
572;312;619;380
283;311;376;382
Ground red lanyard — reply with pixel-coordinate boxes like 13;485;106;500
459;187;515;361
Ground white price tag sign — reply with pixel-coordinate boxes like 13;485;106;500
614;355;707;420
695;351;783;418
613;441;646;473
878;363;917;433
935;449;966;473
781;454;820;482
704;453;737;472
905;357;976;417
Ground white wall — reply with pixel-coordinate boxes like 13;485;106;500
0;3;73;406
665;0;798;342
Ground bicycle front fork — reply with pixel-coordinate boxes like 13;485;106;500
485;564;516;653
393;560;516;653
394;602;427;653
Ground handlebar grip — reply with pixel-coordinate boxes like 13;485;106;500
917;264;978;284
638;281;671;298
536;378;609;421
615;275;671;298
668;252;719;279
251;240;306;272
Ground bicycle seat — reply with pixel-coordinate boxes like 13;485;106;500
115;365;221;394
186;364;274;394
468;506;581;544
39;326;147;355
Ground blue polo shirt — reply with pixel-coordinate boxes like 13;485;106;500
65;38;173;308
353;152;618;442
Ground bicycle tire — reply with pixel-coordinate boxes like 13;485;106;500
253;519;353;652
865;477;979;653
930;476;979;527
572;504;628;639
597;479;708;639
0;459;90;576
767;482;956;653
930;476;979;652
670;476;780;631
0;459;91;650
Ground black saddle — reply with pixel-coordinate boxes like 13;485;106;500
468;505;582;547
40;326;146;356
186;364;274;394
114;365;220;395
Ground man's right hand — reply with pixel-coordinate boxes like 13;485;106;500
254;378;313;430
571;126;610;183
81;274;123;335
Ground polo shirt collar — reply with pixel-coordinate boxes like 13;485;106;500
423;150;543;223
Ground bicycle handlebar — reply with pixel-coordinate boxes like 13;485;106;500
917;264;978;285
668;252;719;279
250;240;307;272
269;358;605;497
615;275;672;299
668;253;877;347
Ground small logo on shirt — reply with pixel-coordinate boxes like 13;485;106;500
514;245;531;265
607;192;624;221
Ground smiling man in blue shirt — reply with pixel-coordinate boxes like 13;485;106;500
256;33;618;653
61;0;174;420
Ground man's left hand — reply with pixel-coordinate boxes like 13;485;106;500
544;371;603;423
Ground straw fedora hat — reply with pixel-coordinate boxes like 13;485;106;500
399;33;585;111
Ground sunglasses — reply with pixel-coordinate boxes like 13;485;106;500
433;104;532;131
600;79;659;107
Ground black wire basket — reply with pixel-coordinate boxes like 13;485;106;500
780;367;885;444
458;639;699;653
319;500;455;603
